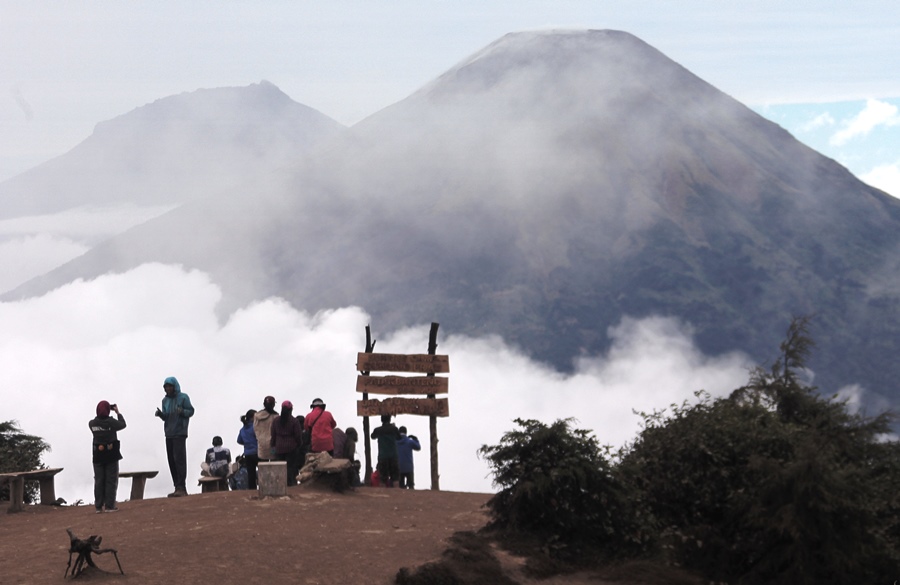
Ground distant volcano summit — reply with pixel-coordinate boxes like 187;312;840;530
6;30;900;410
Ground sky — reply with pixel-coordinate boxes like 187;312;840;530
2;1;899;190
1;1;898;504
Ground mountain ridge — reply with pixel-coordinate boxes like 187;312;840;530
4;30;900;412
0;81;344;218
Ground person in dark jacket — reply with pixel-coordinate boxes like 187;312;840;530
236;409;259;489
332;427;347;459
89;400;126;513
371;415;401;487
154;376;195;497
396;426;421;490
271;400;304;486
344;427;362;487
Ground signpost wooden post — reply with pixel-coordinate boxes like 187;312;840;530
426;323;441;491
360;325;376;486
356;323;448;490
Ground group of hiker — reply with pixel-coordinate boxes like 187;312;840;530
231;394;344;489
89;376;422;513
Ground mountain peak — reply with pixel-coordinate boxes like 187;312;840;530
417;29;676;97
5;30;900;415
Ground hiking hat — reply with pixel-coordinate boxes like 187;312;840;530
310;398;325;408
282;400;293;409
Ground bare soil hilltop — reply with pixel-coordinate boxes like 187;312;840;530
0;486;490;585
1;485;695;585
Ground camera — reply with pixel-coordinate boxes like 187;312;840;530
110;404;117;409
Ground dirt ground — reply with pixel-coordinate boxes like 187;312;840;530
1;484;492;585
0;484;676;585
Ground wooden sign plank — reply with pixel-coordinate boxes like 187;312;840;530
357;352;449;374
356;375;449;396
357;397;450;418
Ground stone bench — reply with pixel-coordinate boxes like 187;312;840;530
197;461;240;493
118;471;158;501
0;468;64;513
198;475;229;493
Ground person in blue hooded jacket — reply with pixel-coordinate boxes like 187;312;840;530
154;376;195;497
396;426;421;489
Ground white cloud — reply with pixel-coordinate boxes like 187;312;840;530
0;205;175;239
862;162;900;199
0;205;177;293
0;234;88;293
800;112;835;132
0;264;758;502
830;99;900;146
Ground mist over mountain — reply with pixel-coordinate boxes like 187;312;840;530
0;81;344;218
6;30;900;411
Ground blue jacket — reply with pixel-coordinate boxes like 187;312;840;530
397;434;421;474
237;421;258;456
157;376;194;438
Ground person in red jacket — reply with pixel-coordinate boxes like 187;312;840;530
305;398;337;455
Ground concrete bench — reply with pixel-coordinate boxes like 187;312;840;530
0;468;64;513
118;471;158;501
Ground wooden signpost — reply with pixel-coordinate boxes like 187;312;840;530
357;353;450;374
357;323;448;490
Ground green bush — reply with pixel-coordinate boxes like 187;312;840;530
618;317;900;583
478;418;643;558
0;420;50;504
478;318;900;582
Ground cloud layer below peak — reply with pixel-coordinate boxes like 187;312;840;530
2;263;757;501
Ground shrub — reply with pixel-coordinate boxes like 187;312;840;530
618;317;900;583
0;420;50;504
478;418;642;558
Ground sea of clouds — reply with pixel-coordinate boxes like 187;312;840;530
0;263;759;503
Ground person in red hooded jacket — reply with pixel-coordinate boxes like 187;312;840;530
89;400;126;513
305;398;336;455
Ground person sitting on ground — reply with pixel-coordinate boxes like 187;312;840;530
332;426;347;459
371;414;401;487
396;426;422;490
271;400;304;486
344;427;362;487
202;436;232;478
229;455;249;490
